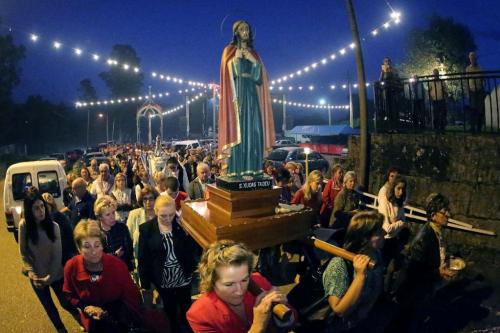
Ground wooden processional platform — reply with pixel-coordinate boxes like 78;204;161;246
180;184;313;250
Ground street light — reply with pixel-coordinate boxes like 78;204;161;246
304;147;311;177
319;99;332;125
98;113;109;143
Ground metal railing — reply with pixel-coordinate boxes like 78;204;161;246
373;70;500;133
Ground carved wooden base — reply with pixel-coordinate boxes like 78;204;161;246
180;185;313;250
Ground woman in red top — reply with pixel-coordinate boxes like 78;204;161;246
63;220;142;332
187;240;295;333
292;170;324;226
320;164;344;226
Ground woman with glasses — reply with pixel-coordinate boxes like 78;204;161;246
126;185;159;262
138;195;199;331
19;187;80;332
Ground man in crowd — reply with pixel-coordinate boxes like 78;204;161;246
89;158;99;178
68;177;96;226
165;156;190;193
465;51;485;133
184;154;198;182
187;163;213;200
90;163;114;198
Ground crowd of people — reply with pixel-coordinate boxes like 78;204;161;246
18;143;461;332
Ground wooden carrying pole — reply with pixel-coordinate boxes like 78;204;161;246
247;280;292;322
311;237;376;269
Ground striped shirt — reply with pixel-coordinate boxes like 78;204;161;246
160;232;191;288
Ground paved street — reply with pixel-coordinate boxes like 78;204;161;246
0;179;81;333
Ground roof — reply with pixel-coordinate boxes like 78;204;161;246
287;125;359;136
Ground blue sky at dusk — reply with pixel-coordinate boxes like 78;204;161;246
1;0;499;108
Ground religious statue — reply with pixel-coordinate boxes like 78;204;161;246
218;20;275;182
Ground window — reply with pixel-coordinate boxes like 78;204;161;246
310;152;322;160
267;150;289;161
37;171;61;198
12;173;32;201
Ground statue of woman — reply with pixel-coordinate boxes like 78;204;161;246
218;20;275;179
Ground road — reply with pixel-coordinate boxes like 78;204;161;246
0;179;81;332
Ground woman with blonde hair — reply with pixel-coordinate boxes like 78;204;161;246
138;195;199;331
187;240;294;333
94;195;134;271
292;170;324;226
111;173;133;223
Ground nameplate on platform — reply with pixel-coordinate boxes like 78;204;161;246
216;175;274;191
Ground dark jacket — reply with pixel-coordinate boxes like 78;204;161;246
51;211;77;265
330;188;360;228
69;191;96;227
102;222;134;271
406;222;441;283
138;217;199;290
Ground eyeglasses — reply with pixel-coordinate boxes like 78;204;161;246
437;210;451;218
143;197;155;202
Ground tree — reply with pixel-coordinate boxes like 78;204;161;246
99;44;144;142
399;16;476;77
0;29;26;104
78;79;98;147
78;78;98;100
99;44;143;97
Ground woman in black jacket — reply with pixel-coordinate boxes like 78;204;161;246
138;195;199;332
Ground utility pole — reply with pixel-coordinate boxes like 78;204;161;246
282;93;287;134
328;105;332;126
185;94;190;139
106;110;109;143
86;108;90;148
212;86;217;141
348;82;354;127
345;0;369;190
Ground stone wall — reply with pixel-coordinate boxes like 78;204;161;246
346;133;500;251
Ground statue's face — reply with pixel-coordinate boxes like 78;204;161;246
236;23;250;42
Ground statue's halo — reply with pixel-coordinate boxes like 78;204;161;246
219;12;257;42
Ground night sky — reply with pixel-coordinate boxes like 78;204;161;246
1;0;499;108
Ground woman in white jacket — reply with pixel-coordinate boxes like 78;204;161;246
378;175;408;266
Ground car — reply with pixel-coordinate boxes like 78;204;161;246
66;149;84;162
84;152;108;166
3;160;67;241
265;147;330;174
273;139;298;148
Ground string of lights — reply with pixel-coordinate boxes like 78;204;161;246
272;98;350;110
269;82;372;92
269;11;401;84
151;92;208;118
4;10;400;93
1;23;211;89
75;90;172;108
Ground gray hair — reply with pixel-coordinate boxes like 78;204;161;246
196;162;209;173
343;171;356;185
99;163;109;171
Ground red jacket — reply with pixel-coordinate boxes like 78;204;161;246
187;273;273;333
320;179;343;214
63;253;141;331
175;191;189;211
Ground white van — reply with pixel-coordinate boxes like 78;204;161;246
171;140;201;151
3;160;67;241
